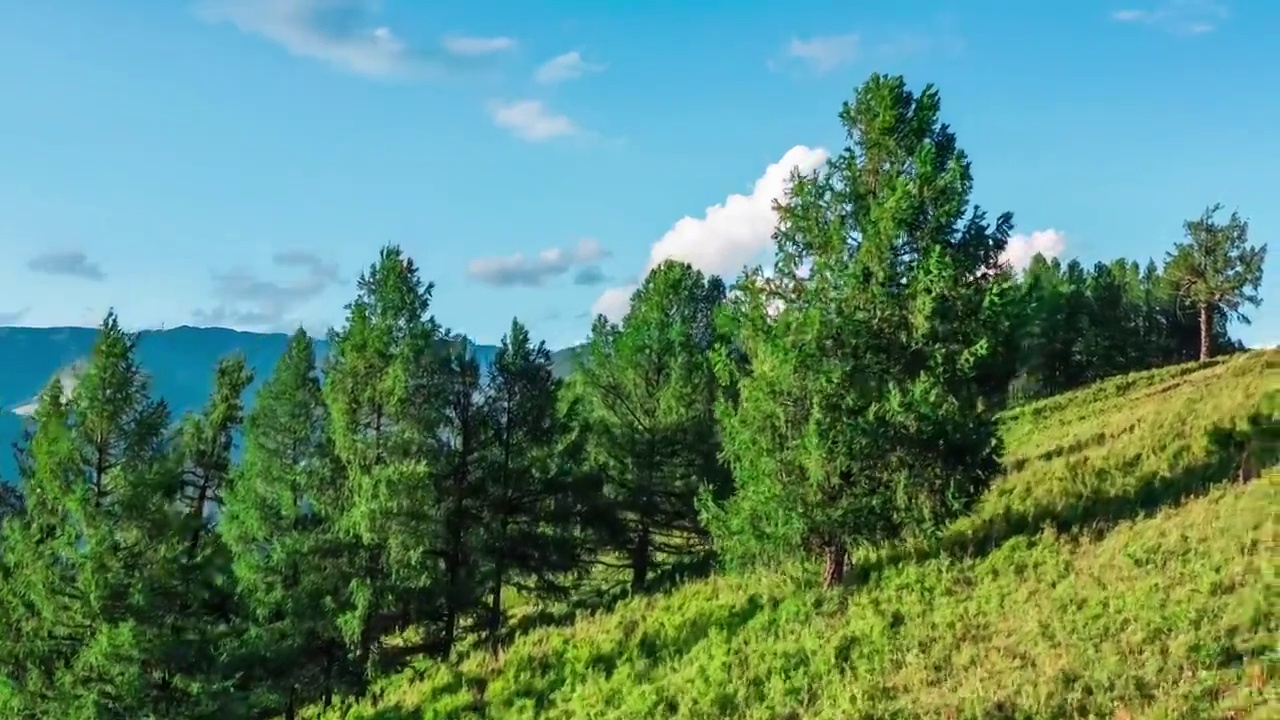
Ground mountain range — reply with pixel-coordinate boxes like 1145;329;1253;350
0;325;583;482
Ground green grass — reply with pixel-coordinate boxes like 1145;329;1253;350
310;351;1279;720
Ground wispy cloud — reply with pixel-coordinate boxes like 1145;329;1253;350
1111;0;1229;34
28;250;105;281
572;265;608;286
773;21;964;76
197;0;420;78
442;34;517;57
468;238;609;287
488;99;581;142
193;249;343;330
534;51;607;85
782;34;859;74
0;307;29;325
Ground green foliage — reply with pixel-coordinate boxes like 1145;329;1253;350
322;245;453;668
1165;203;1267;360
305;350;1279;720
0;312;181;717
474;319;591;654
0;74;1271;720
710;74;1018;583
220;329;354;718
575;260;730;592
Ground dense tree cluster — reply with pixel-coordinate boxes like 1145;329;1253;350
0;74;1265;718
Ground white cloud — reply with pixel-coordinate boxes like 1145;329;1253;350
1001;229;1068;271
489;100;580;141
442;35;517;56
784;34;859;74
468;238;609;287
592;145;828;321
198;0;411;78
591;285;637;323
1110;0;1228;33
534;51;606;84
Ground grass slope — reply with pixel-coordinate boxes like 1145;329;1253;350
313;351;1278;720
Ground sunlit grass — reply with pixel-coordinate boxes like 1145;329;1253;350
308;350;1278;720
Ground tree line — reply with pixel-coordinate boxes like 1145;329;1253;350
0;74;1265;719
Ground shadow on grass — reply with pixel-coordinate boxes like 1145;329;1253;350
852;412;1276;586
505;550;718;641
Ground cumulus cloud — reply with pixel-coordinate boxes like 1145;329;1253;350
534;51;606;84
27;250;105;281
193;249;343;330
591;145;828;321
468;238;609;287
783;34;859;74
0;307;29;325
488;100;580;141
1110;0;1228;33
1001;229;1068;271
442;35;517;56
197;0;417;78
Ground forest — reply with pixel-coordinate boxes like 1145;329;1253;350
0;74;1269;719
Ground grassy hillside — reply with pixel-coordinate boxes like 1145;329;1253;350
308;351;1278;720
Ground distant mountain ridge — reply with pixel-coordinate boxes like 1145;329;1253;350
0;325;584;481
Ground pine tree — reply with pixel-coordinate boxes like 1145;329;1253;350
323;245;451;670
1164;204;1267;360
710;75;1018;587
220;330;353;719
436;343;487;657
476;319;587;653
0;312;178;716
577;260;728;593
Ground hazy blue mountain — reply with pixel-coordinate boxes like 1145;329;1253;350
0;325;583;483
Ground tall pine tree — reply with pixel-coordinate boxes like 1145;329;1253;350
711;75;1018;586
323;245;451;670
220;330;353;719
577;260;729;593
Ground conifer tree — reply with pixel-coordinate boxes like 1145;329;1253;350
578;260;729;593
0;313;178;715
323;245;451;669
711;75;1018;586
220;330;353;719
1165;204;1267;360
437;343;487;656
153;354;254;717
476;319;587;653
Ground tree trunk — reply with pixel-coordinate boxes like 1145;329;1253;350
822;542;846;589
630;524;651;594
1199;303;1211;361
488;563;503;656
285;686;297;720
322;645;335;708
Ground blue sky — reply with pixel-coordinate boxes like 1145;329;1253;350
0;0;1275;350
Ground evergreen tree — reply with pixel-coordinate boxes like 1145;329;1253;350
436;343;487;657
577;260;728;593
477;319;588;653
220;330;353;719
710;75;1018;587
323;245;451;670
0;312;178;716
1164;203;1267;360
151;354;254;718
